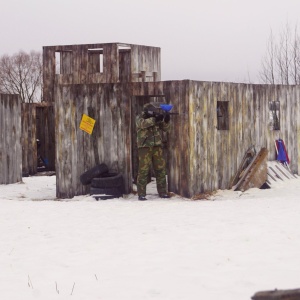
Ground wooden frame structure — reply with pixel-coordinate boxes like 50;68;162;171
43;42;300;199
21;102;55;176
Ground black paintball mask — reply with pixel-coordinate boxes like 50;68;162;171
143;102;164;118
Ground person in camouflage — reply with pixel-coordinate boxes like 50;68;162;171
136;103;171;201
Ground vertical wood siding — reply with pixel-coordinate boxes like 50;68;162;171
55;83;131;199
187;81;300;197
163;81;190;196
0;94;22;184
54;78;300;198
132;80;300;198
43;43;161;102
21;103;37;175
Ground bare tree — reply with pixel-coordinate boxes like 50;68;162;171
260;22;300;85
0;50;42;103
260;30;277;84
290;25;300;84
277;23;292;84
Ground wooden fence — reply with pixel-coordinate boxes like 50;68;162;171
0;93;22;184
54;80;300;199
186;81;300;196
135;80;300;197
55;83;131;198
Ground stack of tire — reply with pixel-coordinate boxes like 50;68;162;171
80;163;124;200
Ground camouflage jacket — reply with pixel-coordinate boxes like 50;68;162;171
136;112;170;148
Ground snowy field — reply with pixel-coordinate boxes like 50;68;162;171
1;174;300;300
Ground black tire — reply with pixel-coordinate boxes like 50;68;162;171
90;186;123;199
80;163;109;185
91;172;123;189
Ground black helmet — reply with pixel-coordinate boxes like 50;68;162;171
143;102;164;114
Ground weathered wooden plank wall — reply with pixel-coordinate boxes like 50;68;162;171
162;81;190;196
0;94;22;184
53;78;300;199
21;103;37;175
187;81;300;196
119;49;131;82
55;83;132;198
132;80;300;197
43;43;161;102
130;45;161;81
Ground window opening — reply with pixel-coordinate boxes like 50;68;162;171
55;52;61;74
217;101;229;130
269;101;280;130
55;51;72;74
88;48;103;73
99;53;103;73
118;45;131;51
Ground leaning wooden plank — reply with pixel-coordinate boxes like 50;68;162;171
238;148;268;191
231;148;268;191
229;146;255;188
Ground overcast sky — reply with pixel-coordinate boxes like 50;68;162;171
1;0;299;83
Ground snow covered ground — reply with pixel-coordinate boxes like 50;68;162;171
1;174;300;300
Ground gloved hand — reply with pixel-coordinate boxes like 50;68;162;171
155;114;164;123
164;113;170;123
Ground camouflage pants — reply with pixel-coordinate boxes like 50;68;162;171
137;146;167;196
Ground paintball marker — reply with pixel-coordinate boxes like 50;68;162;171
144;102;179;119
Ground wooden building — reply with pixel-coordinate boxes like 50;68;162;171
43;42;300;199
0;93;22;184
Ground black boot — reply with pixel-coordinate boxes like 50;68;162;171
159;193;170;198
138;195;147;201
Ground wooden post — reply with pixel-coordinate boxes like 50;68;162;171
153;71;157;82
140;71;146;82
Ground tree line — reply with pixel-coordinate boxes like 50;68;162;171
260;22;300;85
0;51;42;103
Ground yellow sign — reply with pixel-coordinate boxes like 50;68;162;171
80;114;96;135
